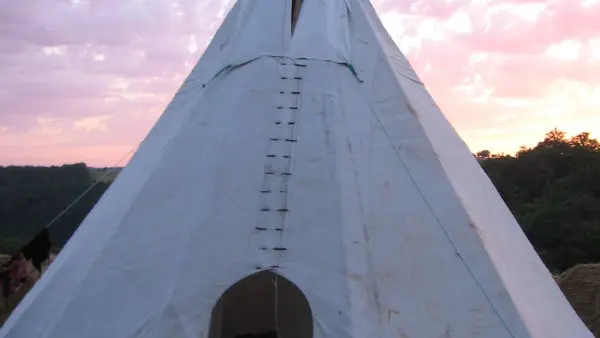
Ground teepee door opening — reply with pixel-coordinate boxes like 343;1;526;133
209;271;313;338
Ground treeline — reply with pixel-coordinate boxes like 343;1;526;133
477;129;600;272
0;129;599;273
0;164;110;254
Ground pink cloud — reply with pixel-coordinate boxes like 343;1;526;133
380;0;600;153
455;0;600;54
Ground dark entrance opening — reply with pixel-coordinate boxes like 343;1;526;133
208;271;313;338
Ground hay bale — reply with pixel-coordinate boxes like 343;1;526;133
552;274;561;284
558;264;600;337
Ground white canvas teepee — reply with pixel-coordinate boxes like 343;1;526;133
0;0;593;337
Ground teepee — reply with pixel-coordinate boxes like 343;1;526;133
0;1;593;337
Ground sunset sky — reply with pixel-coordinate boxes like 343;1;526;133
0;0;599;166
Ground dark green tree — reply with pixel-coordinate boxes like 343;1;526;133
480;130;600;272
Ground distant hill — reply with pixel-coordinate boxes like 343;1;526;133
89;167;122;183
0;163;111;254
